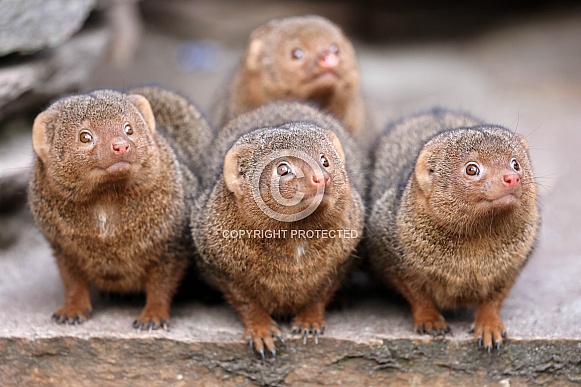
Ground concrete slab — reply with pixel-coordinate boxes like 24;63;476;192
1;5;581;386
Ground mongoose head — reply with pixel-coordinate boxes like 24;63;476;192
413;127;536;228
243;15;359;107
223;123;349;225
32;90;159;198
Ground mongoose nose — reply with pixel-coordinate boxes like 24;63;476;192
112;140;130;155
311;172;331;187
502;173;520;188
319;51;339;69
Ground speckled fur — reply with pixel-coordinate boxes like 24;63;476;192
28;87;211;329
193;102;365;354
212;15;367;135
129;86;213;177
367;109;540;349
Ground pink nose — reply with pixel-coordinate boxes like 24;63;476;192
112;140;130;155
502;173;520;188
312;173;330;187
319;52;339;69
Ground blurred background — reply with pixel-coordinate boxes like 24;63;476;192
1;0;580;342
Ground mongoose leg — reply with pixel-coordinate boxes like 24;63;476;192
390;274;450;336
133;261;186;331
53;256;92;324
222;285;283;357
473;285;510;351
291;279;339;344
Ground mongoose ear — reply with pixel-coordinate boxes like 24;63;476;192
414;146;434;196
245;38;263;73
128;94;156;132
325;130;346;163
32;110;53;164
223;144;255;198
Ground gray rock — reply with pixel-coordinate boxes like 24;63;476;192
0;25;111;120
0;0;95;56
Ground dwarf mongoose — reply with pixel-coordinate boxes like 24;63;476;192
29;87;211;330
367;109;540;351
212;15;366;135
193;102;365;357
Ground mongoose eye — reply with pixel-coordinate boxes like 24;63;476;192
124;122;133;135
329;44;339;54
320;154;330;168
291;48;305;60
465;162;480;176
277;162;291;176
79;130;93;143
510;158;520;172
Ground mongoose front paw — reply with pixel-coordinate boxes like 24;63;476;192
471;316;507;352
291;313;327;344
413;310;451;337
132;307;170;332
245;318;284;360
52;304;93;325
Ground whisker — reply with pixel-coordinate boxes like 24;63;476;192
508;113;520;136
520;121;543;139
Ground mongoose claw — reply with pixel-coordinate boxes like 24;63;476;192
291;318;327;345
472;316;507;352
437;326;451;337
276;334;287;348
412;307;450;338
132;317;170;332
52;305;92;325
133;308;171;332
244;321;283;359
414;321;450;338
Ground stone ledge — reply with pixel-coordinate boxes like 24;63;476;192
1;336;579;385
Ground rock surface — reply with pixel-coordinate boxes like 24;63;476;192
0;26;111;120
0;0;95;56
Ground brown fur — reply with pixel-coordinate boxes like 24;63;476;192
366;109;540;350
212;15;367;135
193;102;365;356
28;87;211;330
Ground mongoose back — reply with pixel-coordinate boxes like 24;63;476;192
28;87;211;330
193;102;365;358
212;15;366;135
367;109;540;351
